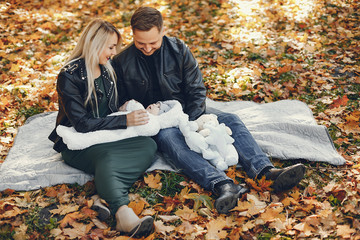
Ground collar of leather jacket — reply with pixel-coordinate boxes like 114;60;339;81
61;58;118;110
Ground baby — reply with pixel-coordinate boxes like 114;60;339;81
119;101;161;115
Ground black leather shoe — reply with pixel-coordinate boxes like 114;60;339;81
214;182;249;214
263;163;306;192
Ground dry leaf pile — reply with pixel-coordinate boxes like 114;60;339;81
0;0;359;239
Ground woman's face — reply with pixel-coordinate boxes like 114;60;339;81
99;32;118;65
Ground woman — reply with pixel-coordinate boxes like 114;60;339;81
48;19;156;238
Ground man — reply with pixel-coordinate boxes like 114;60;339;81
112;6;306;214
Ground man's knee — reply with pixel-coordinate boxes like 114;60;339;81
217;112;241;125
155;128;182;145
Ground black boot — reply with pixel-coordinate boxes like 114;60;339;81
262;163;306;192
214;182;248;214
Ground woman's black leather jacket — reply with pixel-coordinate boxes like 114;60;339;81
48;58;127;153
112;36;206;121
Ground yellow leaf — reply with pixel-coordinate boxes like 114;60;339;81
352;164;360;169
178;186;191;201
217;65;225;75
10;64;20;72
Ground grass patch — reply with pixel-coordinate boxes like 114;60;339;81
17;105;45;120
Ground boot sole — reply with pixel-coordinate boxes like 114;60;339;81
272;164;306;192
129;216;154;238
91;204;110;221
215;187;248;214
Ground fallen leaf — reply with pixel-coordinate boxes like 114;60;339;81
330;95;349;109
129;200;146;215
154;220;176;235
50;204;79;215
336;225;356;239
144;173;162;189
175;205;199;221
183;193;213;210
59;212;84;228
206;217;227;240
293;222;316;237
158;215;180;223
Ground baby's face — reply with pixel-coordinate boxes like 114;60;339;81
146;103;160;115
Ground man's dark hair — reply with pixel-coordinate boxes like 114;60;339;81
131;7;163;32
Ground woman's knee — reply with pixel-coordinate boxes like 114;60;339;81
145;137;157;155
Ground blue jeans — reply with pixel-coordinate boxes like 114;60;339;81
153;108;273;192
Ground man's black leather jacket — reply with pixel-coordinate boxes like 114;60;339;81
112;36;206;121
48;58;127;153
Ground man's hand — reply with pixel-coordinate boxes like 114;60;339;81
126;110;149;126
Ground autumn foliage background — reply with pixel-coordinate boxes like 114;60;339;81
0;0;359;239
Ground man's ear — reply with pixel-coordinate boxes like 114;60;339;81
161;27;166;36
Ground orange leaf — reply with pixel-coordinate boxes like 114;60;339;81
246;178;262;191
9;64;20;72
278;65;291;74
245;176;273;192
330;95;348;109
128;200;146;216
2;188;15;196
225;166;238;184
80;207;97;219
259;204;284;223
206;217;227;239
40;22;57;31
144;173;162;189
257;176;273;191
59;212;84;228
175;205;199;221
336;225;356;238
45;187;58;198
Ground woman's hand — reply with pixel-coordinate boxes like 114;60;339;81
126;110;149;126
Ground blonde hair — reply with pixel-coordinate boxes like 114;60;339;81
64;19;121;116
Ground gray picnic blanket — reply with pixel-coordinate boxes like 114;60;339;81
0;99;345;191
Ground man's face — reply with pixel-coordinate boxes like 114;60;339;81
133;26;164;56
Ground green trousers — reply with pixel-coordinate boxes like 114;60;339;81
61;136;157;214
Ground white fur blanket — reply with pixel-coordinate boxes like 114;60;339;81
0;99;345;191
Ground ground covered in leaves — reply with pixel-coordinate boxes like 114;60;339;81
0;0;359;239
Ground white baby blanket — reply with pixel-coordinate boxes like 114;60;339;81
56;100;187;150
0;99;345;191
